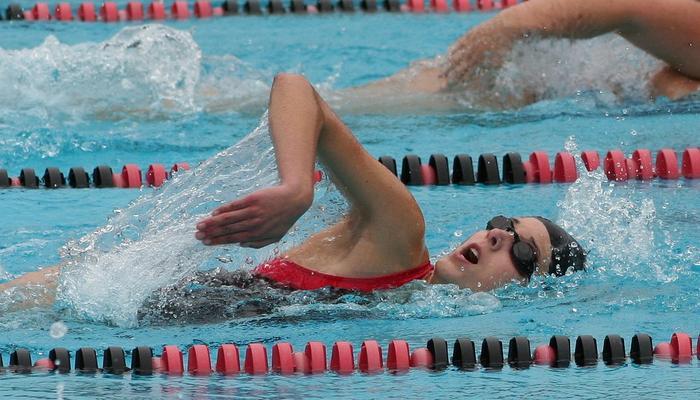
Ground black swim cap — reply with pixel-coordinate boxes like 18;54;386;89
534;217;586;277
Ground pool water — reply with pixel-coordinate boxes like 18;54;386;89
0;4;699;398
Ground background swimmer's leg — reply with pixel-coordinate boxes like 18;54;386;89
333;62;458;113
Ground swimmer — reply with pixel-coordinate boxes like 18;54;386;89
348;0;700;108
193;73;586;293
0;74;585;317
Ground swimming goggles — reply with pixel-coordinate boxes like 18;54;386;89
486;216;539;278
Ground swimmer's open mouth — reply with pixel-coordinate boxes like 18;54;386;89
461;245;480;264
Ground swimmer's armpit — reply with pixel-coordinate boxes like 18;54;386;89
650;66;700;101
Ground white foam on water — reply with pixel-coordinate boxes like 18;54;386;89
54;112;339;326
0;25;203;122
454;34;662;109
555;138;674;282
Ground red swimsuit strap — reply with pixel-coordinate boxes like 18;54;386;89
252;258;433;292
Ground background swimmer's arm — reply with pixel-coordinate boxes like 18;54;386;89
445;0;700;84
197;74;426;265
0;266;60;310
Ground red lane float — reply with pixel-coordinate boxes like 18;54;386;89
452;0;471;12
126;2;144;20
305;341;327;374
33;3;50;20
387;339;410;370
409;347;433;368
187;345;212;375
151;356;163;372
149;1;166;19
604;150;628;181
581;150;600;171
406;0;424;12
477;0;494;10
533;344;556;365
358;340;383;373
554;152;577;183
655;149;680;180
330;341;355;373
420;164;437;185
430;0;448;12
682;148;700;179
54;3;72;20
215;344;240;374
272;342;295;374
529;151;552;183
146;164;167;187
631;149;654;180
194;0;213;17
118;164;142;188
78;2;96;21
293;352;308;373
100;2;119;21
670;333;692;363
244;343;268;374
171;0;190;18
161;345;184;374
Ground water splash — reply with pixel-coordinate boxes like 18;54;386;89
0;24;202;123
56;111;348;326
455;34;661;110
56;112;279;326
556;138;664;281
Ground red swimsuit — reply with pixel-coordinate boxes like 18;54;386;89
252;258;434;292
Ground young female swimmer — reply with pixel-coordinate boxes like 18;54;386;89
195;73;586;293
0;74;585;315
349;0;700;108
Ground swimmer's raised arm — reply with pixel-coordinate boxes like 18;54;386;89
196;74;426;268
445;0;700;86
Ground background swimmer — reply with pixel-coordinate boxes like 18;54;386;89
348;0;700;108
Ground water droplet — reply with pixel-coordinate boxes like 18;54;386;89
460;266;465;272
453;230;463;238
477;282;482;288
571;308;577;313
245;257;254;265
50;321;68;339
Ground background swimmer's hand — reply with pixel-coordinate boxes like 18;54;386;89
195;183;313;248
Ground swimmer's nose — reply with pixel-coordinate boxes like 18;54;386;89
486;229;511;251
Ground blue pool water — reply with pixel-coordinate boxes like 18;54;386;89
0;4;699;398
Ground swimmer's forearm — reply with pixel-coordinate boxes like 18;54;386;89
268;73;321;202
493;0;634;40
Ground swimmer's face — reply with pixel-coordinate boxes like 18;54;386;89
431;217;552;291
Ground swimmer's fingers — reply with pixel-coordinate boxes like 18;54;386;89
210;197;251;216
198;219;261;241
196;208;256;232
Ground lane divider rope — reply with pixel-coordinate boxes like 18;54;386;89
7;332;700;375
1;147;698;190
3;0;514;22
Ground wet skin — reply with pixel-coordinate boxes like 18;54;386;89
430;217;552;291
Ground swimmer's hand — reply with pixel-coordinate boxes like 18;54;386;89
195;184;313;248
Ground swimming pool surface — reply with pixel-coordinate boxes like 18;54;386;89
0;3;699;398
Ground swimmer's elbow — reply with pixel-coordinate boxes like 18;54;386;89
273;72;311;88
